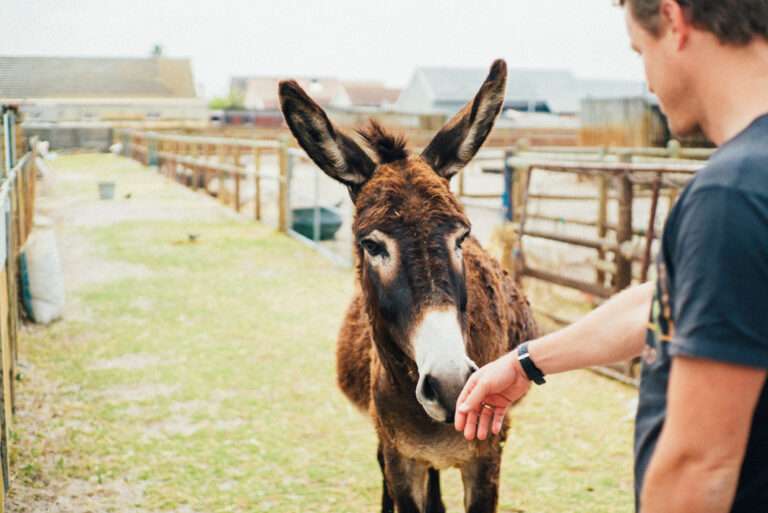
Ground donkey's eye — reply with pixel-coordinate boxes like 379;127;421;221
456;232;470;249
361;239;387;257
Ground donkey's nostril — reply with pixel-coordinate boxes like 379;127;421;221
422;374;440;402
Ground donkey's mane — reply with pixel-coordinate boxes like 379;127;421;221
357;120;409;165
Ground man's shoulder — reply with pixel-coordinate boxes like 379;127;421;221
694;114;768;193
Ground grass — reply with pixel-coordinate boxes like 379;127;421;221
11;153;636;512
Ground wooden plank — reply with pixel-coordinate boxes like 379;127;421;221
522;228;616;251
523;265;614;299
506;157;702;175
0;268;11;438
529;193;597;201
278;141;288;232
234;174;241;213
253;148;262;220
596;176;609;284
6;193;17;416
525;213;598;228
615;156;634;290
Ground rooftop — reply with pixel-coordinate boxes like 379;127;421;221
0;56;197;99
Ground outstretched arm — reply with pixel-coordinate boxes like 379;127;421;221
456;281;654;440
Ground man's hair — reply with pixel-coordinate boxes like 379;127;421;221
619;0;768;45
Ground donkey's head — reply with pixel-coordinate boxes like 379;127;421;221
279;60;507;423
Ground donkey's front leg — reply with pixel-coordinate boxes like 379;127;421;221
460;456;502;513
381;444;436;513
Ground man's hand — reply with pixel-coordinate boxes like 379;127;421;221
454;352;531;440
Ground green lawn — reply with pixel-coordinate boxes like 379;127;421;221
10;154;636;512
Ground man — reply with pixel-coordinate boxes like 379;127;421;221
454;1;768;511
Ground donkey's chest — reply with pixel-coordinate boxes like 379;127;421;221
373;400;478;469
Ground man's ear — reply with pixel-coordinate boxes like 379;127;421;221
279;80;376;198
659;0;690;50
420;59;507;180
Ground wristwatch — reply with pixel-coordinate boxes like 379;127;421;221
517;341;546;385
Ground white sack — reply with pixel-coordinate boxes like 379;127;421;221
23;228;65;324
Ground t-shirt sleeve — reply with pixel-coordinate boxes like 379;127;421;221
670;186;768;368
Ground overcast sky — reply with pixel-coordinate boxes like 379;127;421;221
0;0;647;98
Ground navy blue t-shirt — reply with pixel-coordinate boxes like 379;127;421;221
635;113;768;511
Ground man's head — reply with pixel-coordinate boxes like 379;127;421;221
621;0;768;139
620;0;768;45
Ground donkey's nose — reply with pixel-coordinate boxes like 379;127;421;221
416;368;471;424
417;374;442;404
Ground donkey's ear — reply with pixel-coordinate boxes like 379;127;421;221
279;80;376;197
420;59;507;180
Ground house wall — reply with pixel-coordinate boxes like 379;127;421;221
394;72;433;113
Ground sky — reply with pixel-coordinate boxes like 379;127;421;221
0;0;647;99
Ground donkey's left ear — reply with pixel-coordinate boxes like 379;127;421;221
421;59;507;179
279;80;376;198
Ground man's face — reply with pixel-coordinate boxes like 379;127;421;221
625;4;701;137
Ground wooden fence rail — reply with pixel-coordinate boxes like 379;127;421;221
0;108;38;510
119;130;291;230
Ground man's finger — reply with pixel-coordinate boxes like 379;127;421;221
491;406;507;435
458;377;491;415
456;371;479;412
463;408;479;440
476;404;494;440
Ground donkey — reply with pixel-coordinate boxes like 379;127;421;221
279;60;537;513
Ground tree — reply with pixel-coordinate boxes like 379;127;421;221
208;90;245;110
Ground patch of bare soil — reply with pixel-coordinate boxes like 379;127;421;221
6;362;151;513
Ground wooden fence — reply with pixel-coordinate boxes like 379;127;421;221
0;107;38;510
120;130;291;228
121;129;711;385
499;144;706;384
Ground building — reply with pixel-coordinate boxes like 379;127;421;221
0;56;207;150
330;81;400;110
0;56;206;124
395;66;646;117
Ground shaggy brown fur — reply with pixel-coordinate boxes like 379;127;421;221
279;59;536;513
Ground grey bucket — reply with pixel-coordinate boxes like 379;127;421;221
98;181;115;200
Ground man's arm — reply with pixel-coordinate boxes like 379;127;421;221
640;356;767;513
456;281;654;439
527;280;654;374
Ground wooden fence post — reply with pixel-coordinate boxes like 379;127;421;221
615;153;634;291
596;176;609;285
278;139;289;232
233;145;242;213
512;138;530;223
253;147;262;221
666;139;681;159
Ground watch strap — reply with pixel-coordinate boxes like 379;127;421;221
517;341;546;385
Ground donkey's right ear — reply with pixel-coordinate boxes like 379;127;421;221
279;80;376;195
